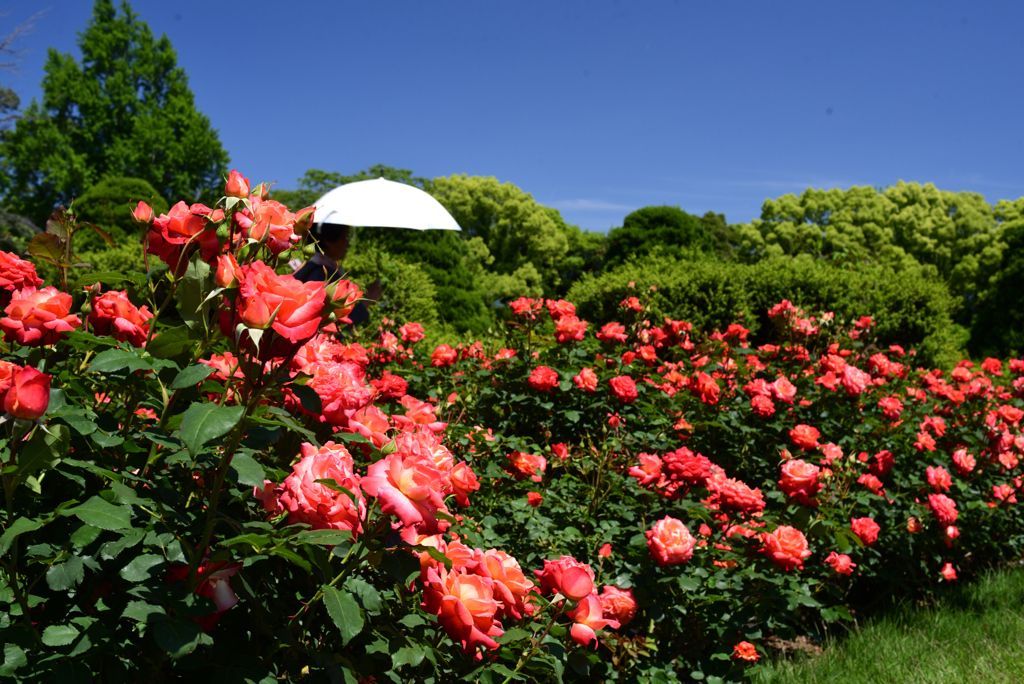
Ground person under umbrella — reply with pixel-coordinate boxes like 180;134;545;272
293;222;382;326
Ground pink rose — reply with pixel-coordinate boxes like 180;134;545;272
276;442;365;535
88;290;153;347
645;516;696;566
567;593;620;648
761;525;811;571
778;459;821;505
2;286;81;346
573;367;598;392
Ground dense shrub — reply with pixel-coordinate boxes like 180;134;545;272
342;246;441;331
3;170;1022;683
73;177;169;253
568;255;965;367
603;205;715;271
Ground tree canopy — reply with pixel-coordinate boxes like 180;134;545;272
731;182;1005;299
603;205;715;271
0;0;228;224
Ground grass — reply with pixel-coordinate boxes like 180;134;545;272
762;565;1024;684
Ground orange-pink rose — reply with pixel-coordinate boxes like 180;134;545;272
0;251;43;308
761;525;811;571
4;366;50;420
147;201;220;274
2;286;81;346
276;442;364;536
421;566;503;653
599;585;636;626
778;459;821;505
645;516;696;566
88;290;153;347
567;593;620;648
360;452;449;534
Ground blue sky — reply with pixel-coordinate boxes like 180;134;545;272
5;1;1024;232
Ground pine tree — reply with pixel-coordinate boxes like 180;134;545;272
0;0;229;224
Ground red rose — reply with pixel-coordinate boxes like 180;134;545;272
733;642;759;662
663;447;713;486
870;449;895;477
952;449;976;475
646;516;696;566
927;465;952;492
823;551;856;576
599;586;636;626
527;492;543;507
573;367;597;392
609;375;638;403
789;424;820;450
236;197;299;255
506;451;547;482
850;517;880;546
779;459;821;505
841;364;871;396
0;251;43;308
275;442;365;535
597;322;628;344
431;344;458;367
928;493;958;524
761;525;811;571
399;322;425;343
4;366;50;420
940;562;957;581
147;201;220;275
88;290;153;347
545;298;576;320
750;394;775;417
2;286;81;346
529;366;560;392
707;471;765;514
555;315;588;344
533;556;595;597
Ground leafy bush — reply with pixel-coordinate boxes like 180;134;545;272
568;255;965;367
2;170;1021;683
342;246;440;331
603;205;715;271
72;177;168;253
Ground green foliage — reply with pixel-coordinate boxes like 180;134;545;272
355;227;494;335
604;205;715;271
0;207;39;254
0;0;229;225
732;182;1005;300
431;174;574;297
568;255;964;367
72;176;167;253
969;198;1024;358
342;246;441;330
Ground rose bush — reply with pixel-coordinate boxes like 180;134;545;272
2;174;1024;683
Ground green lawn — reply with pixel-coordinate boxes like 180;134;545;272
762;565;1024;684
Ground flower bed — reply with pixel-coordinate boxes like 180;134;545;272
0;172;1022;683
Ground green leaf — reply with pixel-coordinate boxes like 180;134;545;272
171;364;214;390
71;271;131;290
152;618;203;659
344;576;383;613
19;424;70;477
86;222;115;247
229;452;265;489
69;523;102;550
64;495;132;530
0;517;42;557
177;257;213;330
41;624;80;647
296;529;354;547
286;383;323;415
123;600;166;623
28;232;65;266
313;479;357;504
678;576;700;592
147;325;193;360
90;349;151;374
564;410;580;423
179;402;244;454
46;555;85;591
323;586;364;646
0;643;26;677
100;528;145;560
391;645;425;670
120;554;164;582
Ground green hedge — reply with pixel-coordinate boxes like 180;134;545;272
567;255;965;367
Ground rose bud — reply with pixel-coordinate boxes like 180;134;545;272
293;206;316;236
215;254;243;289
132;200;154;224
5;366;51;420
225;170;250;198
250;183;270;200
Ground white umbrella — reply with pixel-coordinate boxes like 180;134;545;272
312;177;461;231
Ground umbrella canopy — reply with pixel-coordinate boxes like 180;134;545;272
312;177;461;231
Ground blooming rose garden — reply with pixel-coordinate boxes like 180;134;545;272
1;172;1023;683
